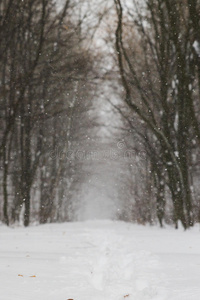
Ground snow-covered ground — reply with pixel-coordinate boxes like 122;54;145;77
1;220;200;300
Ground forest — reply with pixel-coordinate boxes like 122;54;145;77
0;0;200;229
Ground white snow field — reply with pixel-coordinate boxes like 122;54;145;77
1;221;200;300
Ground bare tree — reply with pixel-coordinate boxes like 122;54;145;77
0;0;94;226
113;0;200;228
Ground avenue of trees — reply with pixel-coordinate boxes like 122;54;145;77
0;0;200;229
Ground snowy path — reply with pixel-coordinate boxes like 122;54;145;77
0;221;200;300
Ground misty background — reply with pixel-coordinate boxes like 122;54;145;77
0;0;200;229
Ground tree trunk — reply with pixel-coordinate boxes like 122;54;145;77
3;146;9;226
